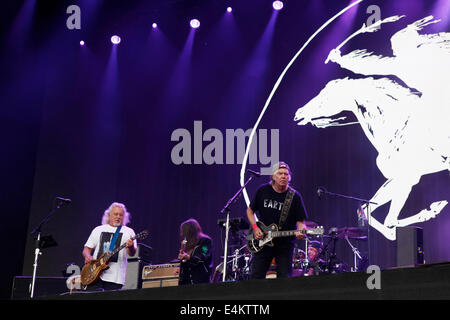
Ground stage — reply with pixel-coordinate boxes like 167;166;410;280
33;262;450;300
3;0;450;304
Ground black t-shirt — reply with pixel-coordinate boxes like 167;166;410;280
250;183;308;245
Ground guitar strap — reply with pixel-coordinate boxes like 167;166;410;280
278;187;295;230
109;226;122;251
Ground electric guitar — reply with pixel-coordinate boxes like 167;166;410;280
80;230;149;286
246;222;324;253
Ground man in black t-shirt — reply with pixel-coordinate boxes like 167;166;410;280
246;162;308;279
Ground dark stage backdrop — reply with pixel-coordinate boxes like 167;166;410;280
3;0;448;285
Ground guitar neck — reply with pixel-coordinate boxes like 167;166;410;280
272;229;306;238
107;236;136;260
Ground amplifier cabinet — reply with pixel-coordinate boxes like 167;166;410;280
141;263;179;288
142;278;179;288
142;263;180;280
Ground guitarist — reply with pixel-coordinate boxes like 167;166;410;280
82;202;137;291
177;218;213;285
246;162;308;279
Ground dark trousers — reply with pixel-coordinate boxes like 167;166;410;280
87;278;123;291
250;244;294;279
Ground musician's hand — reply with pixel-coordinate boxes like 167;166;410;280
254;227;264;240
174;267;180;276
126;238;134;248
178;251;190;261
84;255;93;264
295;230;305;240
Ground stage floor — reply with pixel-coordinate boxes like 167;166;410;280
37;262;450;300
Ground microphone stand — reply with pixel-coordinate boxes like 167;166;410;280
219;175;255;282
29;198;67;298
319;187;376;270
319;188;377;205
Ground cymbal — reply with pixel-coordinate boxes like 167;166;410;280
336;227;366;239
304;221;318;228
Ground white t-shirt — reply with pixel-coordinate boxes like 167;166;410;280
84;224;136;285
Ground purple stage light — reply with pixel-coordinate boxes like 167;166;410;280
111;35;121;44
152;23;157;29
190;19;200;29
272;1;284;10
79;40;85;46
227;7;232;13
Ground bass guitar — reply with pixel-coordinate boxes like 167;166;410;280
81;230;149;286
246;222;324;253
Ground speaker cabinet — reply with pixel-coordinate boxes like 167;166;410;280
123;243;153;290
11;276;68;299
396;226;424;267
127;243;152;262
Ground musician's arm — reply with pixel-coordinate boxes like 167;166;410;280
126;236;137;256
296;221;306;240
126;244;137;256
246;207;258;226
82;246;93;264
188;238;212;266
247;207;263;240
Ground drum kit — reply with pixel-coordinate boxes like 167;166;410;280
213;219;369;282
296;222;369;275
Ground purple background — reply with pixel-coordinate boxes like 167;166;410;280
1;0;449;298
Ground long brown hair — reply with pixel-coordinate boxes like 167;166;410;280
180;218;209;252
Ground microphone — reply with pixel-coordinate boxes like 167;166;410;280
247;169;261;177
317;187;326;198
56;197;72;204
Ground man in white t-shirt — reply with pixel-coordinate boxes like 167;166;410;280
82;202;137;291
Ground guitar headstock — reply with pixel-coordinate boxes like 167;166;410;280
181;238;187;251
307;226;325;235
135;230;149;240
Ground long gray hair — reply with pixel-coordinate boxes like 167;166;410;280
101;202;131;226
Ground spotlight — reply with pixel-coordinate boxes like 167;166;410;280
272;1;284;10
190;19;200;29
152;23;157;29
79;40;85;46
111;35;121;44
227;7;232;13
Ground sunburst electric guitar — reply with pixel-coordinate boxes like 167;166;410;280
246;222;324;253
81;230;149;286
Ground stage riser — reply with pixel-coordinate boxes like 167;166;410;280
34;262;450;300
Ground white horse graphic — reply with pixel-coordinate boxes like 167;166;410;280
294;77;449;240
295;15;450;240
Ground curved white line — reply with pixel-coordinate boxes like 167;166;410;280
240;0;364;206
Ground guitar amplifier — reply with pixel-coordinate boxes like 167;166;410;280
142;278;179;288
123;244;153;290
142;263;180;279
128;243;152;263
142;263;179;288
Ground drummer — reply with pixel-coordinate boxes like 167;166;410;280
304;240;325;276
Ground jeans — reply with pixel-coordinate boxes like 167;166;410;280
250;244;294;279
